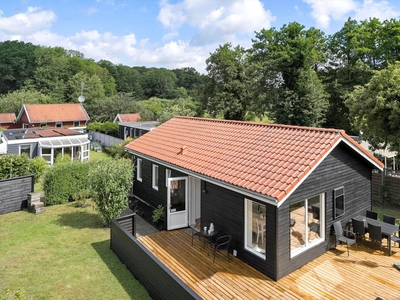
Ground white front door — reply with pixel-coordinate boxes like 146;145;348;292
167;177;188;230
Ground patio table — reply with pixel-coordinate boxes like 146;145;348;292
354;215;398;256
195;228;219;256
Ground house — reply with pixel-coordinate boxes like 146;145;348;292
124;116;384;280
0;113;17;129
118;121;158;140
16;103;90;131
113;113;141;123
0;127;90;165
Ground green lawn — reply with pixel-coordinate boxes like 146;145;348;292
373;205;400;226
0;202;151;300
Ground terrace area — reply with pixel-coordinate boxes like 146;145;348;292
137;228;400;299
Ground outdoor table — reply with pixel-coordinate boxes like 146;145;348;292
354;215;398;256
195;229;219;255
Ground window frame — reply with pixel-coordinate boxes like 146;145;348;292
19;144;32;158
137;158;142;182
165;169;171;186
244;198;267;259
152;164;159;190
290;193;325;258
73;121;80;127
333;187;345;219
55;122;62;128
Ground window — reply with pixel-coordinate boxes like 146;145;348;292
73;121;80;127
290;194;325;257
137;159;142;182
20;145;31;158
334;187;345;218
165;169;171;186
23;124;28;128
55;122;62;128
152;164;159;190
244;199;266;258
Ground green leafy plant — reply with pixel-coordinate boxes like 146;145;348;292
152;204;165;223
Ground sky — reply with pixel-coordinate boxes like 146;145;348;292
1;0;400;73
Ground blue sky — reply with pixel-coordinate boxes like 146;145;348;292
1;0;400;73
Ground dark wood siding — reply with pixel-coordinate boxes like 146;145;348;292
201;181;277;279
132;156;186;227
0;175;34;215
110;218;201;300
275;143;374;280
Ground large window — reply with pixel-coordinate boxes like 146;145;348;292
290;194;325;257
152;164;159;190
334;187;345;219
137;159;142;182
20;145;31;158
244;199;266;258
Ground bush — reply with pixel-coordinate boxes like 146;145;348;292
104;137;134;158
0;154;46;183
152;204;165;223
88;158;133;226
43;161;90;206
87;121;119;138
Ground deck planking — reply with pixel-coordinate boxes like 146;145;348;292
138;229;400;300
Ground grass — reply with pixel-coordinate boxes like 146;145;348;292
373;204;400;226
90;150;111;161
0;202;151;300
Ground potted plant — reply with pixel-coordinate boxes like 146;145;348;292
152;204;165;229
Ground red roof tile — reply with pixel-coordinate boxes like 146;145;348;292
117;113;141;122
20;104;90;123
0;113;16;123
125;117;384;202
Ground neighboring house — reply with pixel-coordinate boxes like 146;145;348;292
16;103;90;131
113;113;141;123
0;127;90;165
119;121;158;140
124;116;383;281
0;113;17;129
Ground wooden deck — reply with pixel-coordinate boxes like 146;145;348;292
138;229;400;300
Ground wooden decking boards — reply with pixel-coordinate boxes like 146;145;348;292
138;229;400;300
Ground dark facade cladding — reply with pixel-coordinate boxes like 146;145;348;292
130;141;378;280
0;175;34;215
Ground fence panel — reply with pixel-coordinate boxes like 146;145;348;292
0;175;34;215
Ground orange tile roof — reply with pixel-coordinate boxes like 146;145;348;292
21;104;90;123
125;117;384;203
0;113;16;123
117;113;141;122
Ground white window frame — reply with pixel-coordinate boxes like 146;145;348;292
244;198;267;259
137;158;142;182
165;169;171;186
55;122;62;128
19;144;32;158
152;164;159;190
73;121;80;127
290;193;325;258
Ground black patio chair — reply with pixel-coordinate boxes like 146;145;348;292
333;221;357;256
190;220;201;246
368;223;383;253
352;218;366;246
366;210;378;220
382;214;397;245
213;235;231;263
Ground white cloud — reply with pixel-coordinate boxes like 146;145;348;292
85;7;99;15
354;0;400;21
158;0;275;46
303;0;358;29
0;6;56;35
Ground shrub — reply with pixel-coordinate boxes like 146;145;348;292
104;137;134;158
88;158;133;226
87;121;119;138
152;204;165;223
29;157;47;183
0;154;45;183
43;161;90;206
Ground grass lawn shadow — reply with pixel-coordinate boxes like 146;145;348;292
54;210;105;229
92;240;147;299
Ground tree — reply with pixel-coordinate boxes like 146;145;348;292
251;22;328;126
88;158;133;226
142;68;178;99
346;62;400;152
201;43;254;120
65;72;105;105
0;90;55;115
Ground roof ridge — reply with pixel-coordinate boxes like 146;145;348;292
174;116;342;133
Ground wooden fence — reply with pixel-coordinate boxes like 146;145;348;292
372;172;400;207
0;175;34;215
110;216;201;300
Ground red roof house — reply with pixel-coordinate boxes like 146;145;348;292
16;103;90;129
124;116;383;280
113;113;141;123
0;113;17;129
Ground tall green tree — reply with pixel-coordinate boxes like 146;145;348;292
201;43;253;120
0;41;38;95
346;62;400;152
0;90;55;115
251;22;328;126
142;68;178;99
